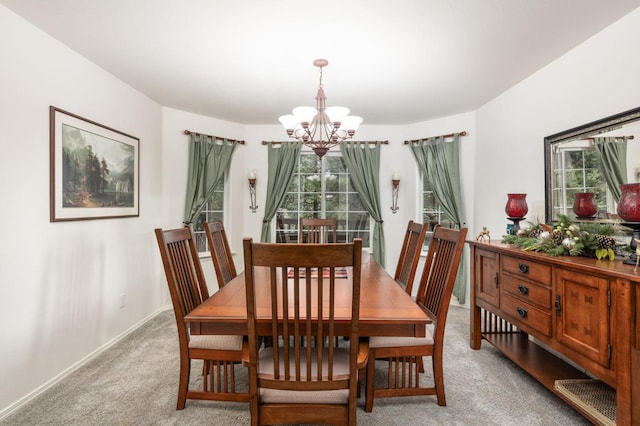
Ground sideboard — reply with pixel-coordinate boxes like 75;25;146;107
468;240;639;425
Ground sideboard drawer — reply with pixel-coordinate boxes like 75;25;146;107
502;255;552;286
502;274;552;310
501;292;551;337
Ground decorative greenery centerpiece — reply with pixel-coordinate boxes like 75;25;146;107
501;214;617;260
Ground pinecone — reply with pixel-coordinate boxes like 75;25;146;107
595;234;616;248
529;228;542;238
550;231;563;245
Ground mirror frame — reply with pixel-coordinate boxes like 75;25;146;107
544;106;640;224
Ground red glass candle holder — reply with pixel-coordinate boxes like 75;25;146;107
573;192;598;218
617;183;640;222
505;193;528;219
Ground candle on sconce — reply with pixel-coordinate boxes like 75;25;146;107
248;170;258;212
391;172;400;213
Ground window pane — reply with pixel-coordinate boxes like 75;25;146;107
276;153;370;247
194;178;224;253
422;174;449;249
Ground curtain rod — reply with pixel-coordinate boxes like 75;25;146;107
261;140;389;145
584;135;634;141
404;131;468;144
183;129;245;145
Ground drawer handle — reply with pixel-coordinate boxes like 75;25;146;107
516;307;528;318
493;272;499;288
518;263;529;274
517;284;529;295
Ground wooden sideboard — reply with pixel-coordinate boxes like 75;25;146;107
469;240;639;425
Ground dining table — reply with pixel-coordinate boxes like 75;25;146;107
186;251;430;338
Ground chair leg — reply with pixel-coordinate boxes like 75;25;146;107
177;354;191;410
432;350;446;406
364;352;375;412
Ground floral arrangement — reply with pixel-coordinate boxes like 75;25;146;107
501;214;617;260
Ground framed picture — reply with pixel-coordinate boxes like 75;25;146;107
50;106;140;222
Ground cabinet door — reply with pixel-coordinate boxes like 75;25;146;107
475;248;500;308
555;269;610;368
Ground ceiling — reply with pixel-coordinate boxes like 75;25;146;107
2;1;639;125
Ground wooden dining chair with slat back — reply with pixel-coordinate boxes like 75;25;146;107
204;221;237;288
364;225;468;412
394;220;429;295
242;238;368;426
299;218;338;243
155;226;249;409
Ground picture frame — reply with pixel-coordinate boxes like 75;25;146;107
50;106;140;222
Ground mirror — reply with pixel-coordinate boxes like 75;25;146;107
544;106;640;224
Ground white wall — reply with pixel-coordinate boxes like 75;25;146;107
474;8;640;236
0;7;164;415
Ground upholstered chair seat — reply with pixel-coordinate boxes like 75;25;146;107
189;334;244;351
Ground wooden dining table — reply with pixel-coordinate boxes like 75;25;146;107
186;252;430;338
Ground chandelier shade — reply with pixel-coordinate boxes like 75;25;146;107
279;59;362;157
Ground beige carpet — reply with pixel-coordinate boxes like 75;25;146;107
1;306;591;425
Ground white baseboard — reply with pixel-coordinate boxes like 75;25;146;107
0;305;172;421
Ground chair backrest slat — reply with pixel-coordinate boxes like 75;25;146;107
204;221;237;288
394;220;429;294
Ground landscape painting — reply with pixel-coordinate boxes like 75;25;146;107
50;107;139;221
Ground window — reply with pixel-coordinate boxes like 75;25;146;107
421;174;456;248
193;178;224;253
552;146;607;217
277;152;370;246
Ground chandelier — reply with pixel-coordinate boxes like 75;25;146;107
279;59;362;157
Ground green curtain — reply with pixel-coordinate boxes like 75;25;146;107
183;134;238;224
594;137;628;202
409;134;467;304
340;141;385;267
261;142;302;242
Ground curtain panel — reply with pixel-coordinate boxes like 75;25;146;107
340;141;385;267
260;142;302;242
409;134;467;304
183;134;239;224
594;136;628;202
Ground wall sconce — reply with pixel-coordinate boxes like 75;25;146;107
248;170;258;213
390;172;400;213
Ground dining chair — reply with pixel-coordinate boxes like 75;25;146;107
394;220;429;296
299;217;338;243
204;221;237;288
242;238;368;426
155;226;249;409
364;225;468;412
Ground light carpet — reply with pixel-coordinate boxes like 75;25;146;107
2;306;590;425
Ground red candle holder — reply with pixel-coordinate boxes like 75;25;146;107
573;192;598;218
505;193;528;234
617;183;640;222
618;183;640;266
